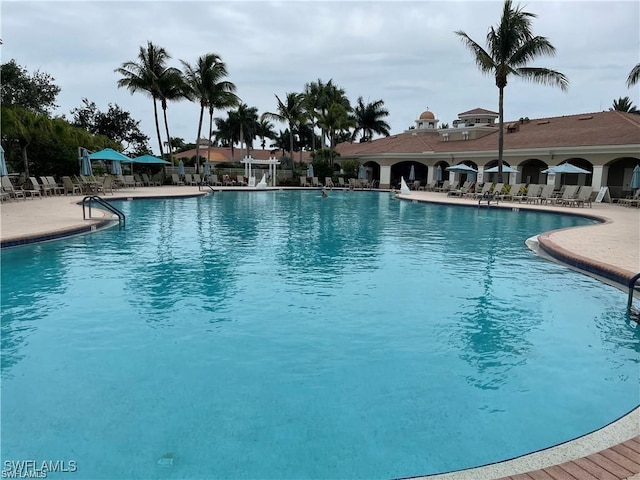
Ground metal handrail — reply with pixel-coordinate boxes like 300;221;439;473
627;272;640;316
82;196;125;229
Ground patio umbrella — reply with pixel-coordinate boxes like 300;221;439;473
358;165;366;179
130;154;171;165
484;165;519;173
409;165;415;181
178;160;185;176
307;163;314;178
203;161;211;176
541;163;590;174
446;164;478;173
0;146;7;176
436;165;443;181
110;160;123;175
88;148;131;162
631;165;640;190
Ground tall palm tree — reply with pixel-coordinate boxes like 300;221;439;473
262;92;305;167
214;114;239;160
351;97;391;143
303;79;326;151
627;64;640;88
230;104;260;158
318;102;356;167
319;80;351;148
610;96;640;114
455;0;568;182
257;118;276;150
181;53;233;172
157;67;187;163
115;41;170;157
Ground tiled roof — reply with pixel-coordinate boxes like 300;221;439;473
335;111;640;157
174;146;312;163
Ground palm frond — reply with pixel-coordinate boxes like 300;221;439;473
516;67;569;91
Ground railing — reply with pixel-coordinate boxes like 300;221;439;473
82;196;125;229
627;272;640;318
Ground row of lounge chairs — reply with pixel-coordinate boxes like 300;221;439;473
617;190;640;207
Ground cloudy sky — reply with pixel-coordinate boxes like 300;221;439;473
3;0;639;154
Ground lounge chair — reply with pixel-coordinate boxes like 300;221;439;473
411;180;421;191
552;185;579;205
1;176;26;200
338;178;347;188
25;178;42;199
497;184;521;202
236;176;248;186
209;174;222;186
45;176;65;195
473;182;493;199
419;180;437;191
434;180;450;193
171;174;184;186
123;175;137;188
563;186;593;207
299;177;310;187
61;176;80;195
192;173;201;185
617;190;640;206
37;176;54;196
528;184;555;204
97;175;114;195
324;177;334;189
311;177;320;188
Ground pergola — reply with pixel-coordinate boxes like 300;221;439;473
241;156;281;187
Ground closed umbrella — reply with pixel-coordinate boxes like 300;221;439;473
0;146;7;176
631;165;640;190
436;165;443;181
178;160;185;176
358;165;366;179
307;163;314;178
80;150;93;176
203;162;211;176
111;161;123;175
409;165;415;181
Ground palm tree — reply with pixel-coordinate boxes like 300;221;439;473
318;102;356;167
627;64;640;88
115;41;170;157
257;118;276;150
610;96;640;114
157;67;187;163
230;104;260;158
214;114;239;160
262;92;305;167
455;0;568;182
351;97;391;143
181;53;233;172
205;83;239;164
319;80;351;148
303;79;326;151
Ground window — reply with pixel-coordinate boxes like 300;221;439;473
462;131;469;140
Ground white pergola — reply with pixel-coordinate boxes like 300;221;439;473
241;155;281;187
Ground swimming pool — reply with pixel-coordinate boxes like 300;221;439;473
1;190;638;479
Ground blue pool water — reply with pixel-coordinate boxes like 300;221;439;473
1;191;638;479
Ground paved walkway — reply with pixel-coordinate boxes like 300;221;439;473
1;186;639;479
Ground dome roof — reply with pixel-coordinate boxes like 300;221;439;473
419;110;435;120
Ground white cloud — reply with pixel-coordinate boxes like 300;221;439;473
3;0;638;153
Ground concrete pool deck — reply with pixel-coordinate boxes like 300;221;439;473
1;186;639;479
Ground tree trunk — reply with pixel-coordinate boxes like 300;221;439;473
289;129;295;171
153;98;164;159
497;86;504;184
207;109;214;164
162;103;173;164
21;145;29;179
195;105;205;174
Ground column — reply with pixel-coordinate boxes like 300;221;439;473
380;165;391;189
591;165;607;190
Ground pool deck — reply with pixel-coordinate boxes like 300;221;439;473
1;186;639;479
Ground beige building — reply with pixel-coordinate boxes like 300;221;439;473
335;108;640;196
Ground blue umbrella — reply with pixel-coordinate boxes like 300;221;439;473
307;163;314;178
484;165;519;173
80;149;93;176
436;165;443;181
631;165;640;190
88;148;131;162
541;163;590;174
0;146;7;176
409;164;415;181
358;165;366;179
178;160;185;176
111;161;122;175
131;154;171;165
446;164;477;173
203;162;211;176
